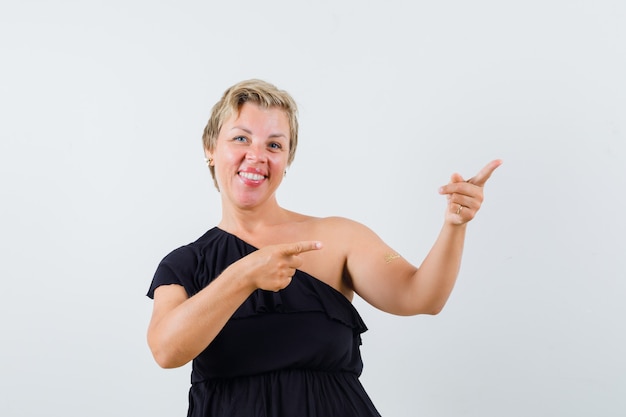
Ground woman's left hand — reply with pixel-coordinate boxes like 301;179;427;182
438;159;502;225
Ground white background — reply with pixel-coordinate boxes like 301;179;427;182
1;1;625;416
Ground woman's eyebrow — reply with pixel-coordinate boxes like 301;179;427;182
231;126;287;139
230;126;252;134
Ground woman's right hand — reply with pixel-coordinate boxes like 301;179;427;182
236;241;323;292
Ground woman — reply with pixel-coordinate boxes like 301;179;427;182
147;79;501;416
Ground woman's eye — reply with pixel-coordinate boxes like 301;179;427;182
233;136;247;142
269;142;282;150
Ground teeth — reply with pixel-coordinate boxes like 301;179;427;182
239;172;265;181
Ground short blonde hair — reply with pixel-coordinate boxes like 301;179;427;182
202;79;299;189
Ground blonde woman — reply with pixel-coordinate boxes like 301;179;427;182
147;79;501;417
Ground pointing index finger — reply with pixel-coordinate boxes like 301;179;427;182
282;241;323;256
467;159;503;187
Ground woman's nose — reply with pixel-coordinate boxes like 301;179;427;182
246;145;267;163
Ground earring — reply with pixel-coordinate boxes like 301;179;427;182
204;157;213;167
283;170;287;177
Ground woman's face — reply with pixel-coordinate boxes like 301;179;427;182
208;102;291;209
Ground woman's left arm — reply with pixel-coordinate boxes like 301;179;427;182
346;159;502;316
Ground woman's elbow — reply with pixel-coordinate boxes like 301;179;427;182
425;305;444;316
147;334;189;369
401;299;447;316
421;298;448;315
151;350;180;369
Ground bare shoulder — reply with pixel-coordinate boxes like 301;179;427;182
312;216;379;240
310;215;365;230
304;216;386;260
281;211;383;254
281;211;367;236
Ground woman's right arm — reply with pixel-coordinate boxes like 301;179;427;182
147;240;322;368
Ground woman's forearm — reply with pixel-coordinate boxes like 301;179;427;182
412;222;467;314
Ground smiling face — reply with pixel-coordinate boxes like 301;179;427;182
202;79;300;191
207;102;290;209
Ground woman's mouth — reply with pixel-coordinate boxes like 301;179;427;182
238;171;266;181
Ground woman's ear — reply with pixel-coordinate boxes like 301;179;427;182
204;149;214;166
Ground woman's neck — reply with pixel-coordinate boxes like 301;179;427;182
218;198;289;237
